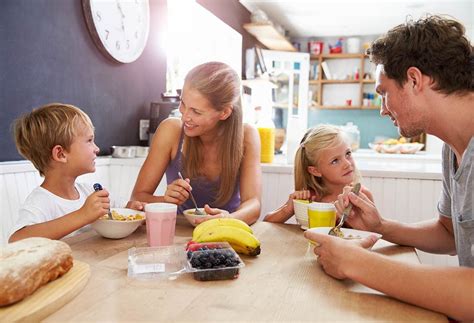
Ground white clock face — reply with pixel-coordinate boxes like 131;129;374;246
83;0;150;63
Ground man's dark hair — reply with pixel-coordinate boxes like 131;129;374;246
368;15;473;94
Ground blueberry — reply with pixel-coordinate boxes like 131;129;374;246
190;257;201;266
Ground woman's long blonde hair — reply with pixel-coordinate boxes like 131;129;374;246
294;124;360;198
182;62;243;206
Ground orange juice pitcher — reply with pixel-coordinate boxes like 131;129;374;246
258;126;275;163
255;106;275;163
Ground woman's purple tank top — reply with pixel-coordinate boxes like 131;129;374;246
165;129;240;214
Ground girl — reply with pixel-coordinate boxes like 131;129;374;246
264;124;372;223
131;62;261;225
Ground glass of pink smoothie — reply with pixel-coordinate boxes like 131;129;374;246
145;203;177;247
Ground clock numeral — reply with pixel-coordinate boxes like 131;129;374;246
96;11;102;21
126;40;130;49
135;31;139;39
116;41;121;50
105;30;110;40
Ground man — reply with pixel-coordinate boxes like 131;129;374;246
305;15;473;321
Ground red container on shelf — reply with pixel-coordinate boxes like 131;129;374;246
308;41;324;55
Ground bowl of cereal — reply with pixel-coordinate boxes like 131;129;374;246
92;208;145;239
306;227;382;248
183;208;214;227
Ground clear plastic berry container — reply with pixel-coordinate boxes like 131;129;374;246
185;242;245;281
127;242;245;281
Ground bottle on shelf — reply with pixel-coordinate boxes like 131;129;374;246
255;107;275;163
341;122;360;151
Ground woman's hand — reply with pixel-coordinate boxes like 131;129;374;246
164;178;191;205
194;204;230;225
126;200;146;211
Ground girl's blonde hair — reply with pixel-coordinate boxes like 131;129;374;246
182;62;243;206
294;124;360;198
13;103;94;176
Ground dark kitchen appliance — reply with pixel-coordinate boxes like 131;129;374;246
148;91;181;146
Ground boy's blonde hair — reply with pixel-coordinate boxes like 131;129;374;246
294;124;360;198
13;103;94;176
182;62;243;207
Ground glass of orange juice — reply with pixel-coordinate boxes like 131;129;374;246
307;202;336;228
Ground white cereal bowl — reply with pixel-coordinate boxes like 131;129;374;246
183;208;213;227
91;208;145;239
306;227;382;248
293;199;310;230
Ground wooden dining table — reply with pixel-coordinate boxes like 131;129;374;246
44;217;447;322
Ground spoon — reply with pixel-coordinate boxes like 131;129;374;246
177;172;205;215
328;183;361;237
93;183;113;220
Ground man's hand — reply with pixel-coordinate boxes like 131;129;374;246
304;230;379;279
335;187;383;233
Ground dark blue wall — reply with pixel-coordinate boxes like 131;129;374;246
0;0;167;161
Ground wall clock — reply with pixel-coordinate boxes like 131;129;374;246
82;0;150;63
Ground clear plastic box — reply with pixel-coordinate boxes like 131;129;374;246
186;242;244;281
127;242;244;281
128;245;187;279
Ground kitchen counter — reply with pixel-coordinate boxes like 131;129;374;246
263;149;442;180
85;147;441;180
44;220;446;322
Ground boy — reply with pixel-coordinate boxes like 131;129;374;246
9;103;142;242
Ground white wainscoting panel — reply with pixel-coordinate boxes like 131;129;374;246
0;158;169;246
1;156;459;267
260;171;294;221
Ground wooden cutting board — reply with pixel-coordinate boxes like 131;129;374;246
0;260;90;322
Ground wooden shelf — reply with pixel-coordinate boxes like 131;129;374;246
243;23;296;52
310;53;366;60
310;104;379;110
310;105;362;110
321;80;360;84
310;79;363;84
309;53;379;109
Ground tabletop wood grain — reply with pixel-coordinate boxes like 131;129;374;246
45;217;447;322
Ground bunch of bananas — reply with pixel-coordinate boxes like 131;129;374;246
192;218;261;256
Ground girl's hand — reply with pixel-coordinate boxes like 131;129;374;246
126;200;146;211
82;189;110;222
164;178;191;205
194;204;230;225
289;189;313;201
284;189;313;214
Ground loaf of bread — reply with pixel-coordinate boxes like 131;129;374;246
0;237;73;306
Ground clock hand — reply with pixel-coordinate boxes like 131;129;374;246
116;0;125;18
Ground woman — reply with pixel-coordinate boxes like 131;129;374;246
131;62;261;225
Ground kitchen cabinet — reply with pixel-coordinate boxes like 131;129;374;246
309;53;380;109
243;23;296;52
